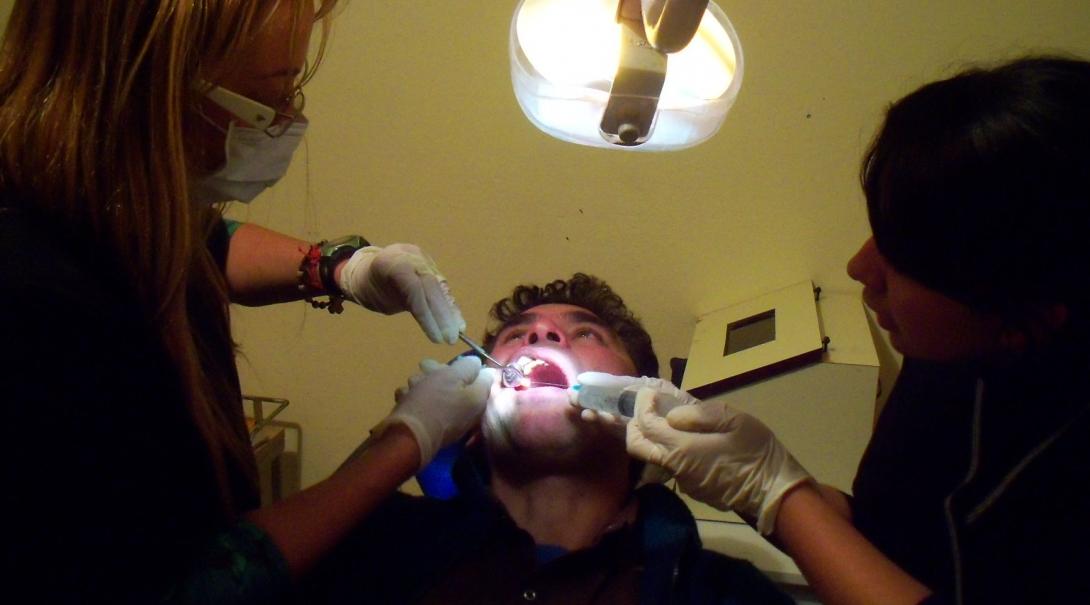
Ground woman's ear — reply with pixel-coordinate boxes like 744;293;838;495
999;303;1069;354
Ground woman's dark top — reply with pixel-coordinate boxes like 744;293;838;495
1;206;292;603
851;350;1090;604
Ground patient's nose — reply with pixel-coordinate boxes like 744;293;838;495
526;321;563;346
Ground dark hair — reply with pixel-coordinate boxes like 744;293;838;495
482;273;659;378
862;56;1090;324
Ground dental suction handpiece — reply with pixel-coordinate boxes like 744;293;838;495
571;382;687;419
457;333;525;387
570;383;639;417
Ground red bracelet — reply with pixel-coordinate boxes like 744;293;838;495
296;242;345;313
297;244;323;291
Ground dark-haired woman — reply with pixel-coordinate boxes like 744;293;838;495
627;55;1090;604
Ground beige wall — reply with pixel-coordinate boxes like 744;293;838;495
238;0;1090;486
231;1;1090;486
5;2;1089;486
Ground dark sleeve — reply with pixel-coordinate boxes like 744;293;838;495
849;358;977;592
208;216;231;271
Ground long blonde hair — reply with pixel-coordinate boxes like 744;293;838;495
0;0;339;513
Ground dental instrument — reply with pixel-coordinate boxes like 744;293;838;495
458;333;526;387
571;383;639;417
571;382;686;419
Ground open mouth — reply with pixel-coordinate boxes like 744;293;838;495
509;356;570;390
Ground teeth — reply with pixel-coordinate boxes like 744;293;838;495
514;356;547;375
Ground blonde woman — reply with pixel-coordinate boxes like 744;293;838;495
0;1;491;602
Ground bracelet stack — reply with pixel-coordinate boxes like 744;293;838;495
296;235;368;314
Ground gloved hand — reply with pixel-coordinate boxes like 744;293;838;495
372;356;496;470
570;372;700;422
336;243;466;344
570;372;699;485
626;392;812;535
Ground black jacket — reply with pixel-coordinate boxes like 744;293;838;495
305;448;792;605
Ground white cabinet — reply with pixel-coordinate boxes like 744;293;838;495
678;288;881;588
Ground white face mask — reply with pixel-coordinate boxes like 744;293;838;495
191;120;307;204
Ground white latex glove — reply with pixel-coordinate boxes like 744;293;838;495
372;356;496;470
571;372;699;485
336;243;466;344
627;392;812;535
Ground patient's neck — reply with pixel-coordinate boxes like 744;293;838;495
488;450;636;551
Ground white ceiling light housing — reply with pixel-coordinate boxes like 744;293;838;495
510;0;743;151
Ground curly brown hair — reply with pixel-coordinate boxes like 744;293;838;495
481;273;658;378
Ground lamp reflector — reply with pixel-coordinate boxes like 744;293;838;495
511;0;742;151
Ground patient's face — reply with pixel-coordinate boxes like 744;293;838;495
482;304;637;462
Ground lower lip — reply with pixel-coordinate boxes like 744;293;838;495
522;384;568;392
514;387;573;409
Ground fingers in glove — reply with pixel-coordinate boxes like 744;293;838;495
481;367;500;387
631;388;687;449
448;355;484;383
419;358;445;373
402;359;443;395
467;367;496;402
405;375;426;391
377;245;454;344
403;276;443;344
418;274;462;345
665;400;740;433
440;279;467;335
626;390;674;467
575;405;624;425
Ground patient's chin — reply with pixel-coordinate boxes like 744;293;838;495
482;391;623;469
483;398;580;451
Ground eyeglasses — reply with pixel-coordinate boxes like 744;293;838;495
203;84;306;138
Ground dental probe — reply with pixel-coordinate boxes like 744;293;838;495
457;333;524;386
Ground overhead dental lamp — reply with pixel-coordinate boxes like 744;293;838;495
510;0;743;151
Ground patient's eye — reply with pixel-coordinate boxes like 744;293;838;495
574;327;604;342
502;329;525;343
